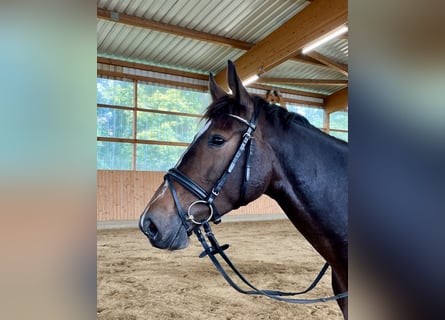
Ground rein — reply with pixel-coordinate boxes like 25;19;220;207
164;105;348;304
195;222;348;303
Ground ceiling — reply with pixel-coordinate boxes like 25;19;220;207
97;0;348;101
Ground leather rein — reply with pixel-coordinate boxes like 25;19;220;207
164;105;348;304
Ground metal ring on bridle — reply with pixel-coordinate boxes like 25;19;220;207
186;200;214;225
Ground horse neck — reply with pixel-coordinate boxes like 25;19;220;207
264;121;348;265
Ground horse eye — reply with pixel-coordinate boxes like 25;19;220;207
208;135;226;147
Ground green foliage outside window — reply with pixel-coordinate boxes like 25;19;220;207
287;104;324;128
138;83;208;114
329;111;348;142
97;78;134;106
97;141;133;170
136;111;201;143
136;144;187;171
97;78;208;171
329;131;348;141
330;111;348;130
96;77;347;170
97;108;133;138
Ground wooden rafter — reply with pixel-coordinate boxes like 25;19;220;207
251;83;326;100
97;57;207;80
258;77;348;86
97;8;253;51
291;54;327;68
305;51;348;76
97;58;327;103
214;0;348;89
97;69;208;92
291;51;349;78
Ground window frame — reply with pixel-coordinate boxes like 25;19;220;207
97;78;205;171
97;77;348;170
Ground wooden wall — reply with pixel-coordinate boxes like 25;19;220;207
97;170;284;221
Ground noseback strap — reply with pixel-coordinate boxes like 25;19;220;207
167;168;208;200
165;173;194;236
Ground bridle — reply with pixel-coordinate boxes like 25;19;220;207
165;106;258;236
163;103;348;304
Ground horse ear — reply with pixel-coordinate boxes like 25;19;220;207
209;73;227;101
227;60;252;111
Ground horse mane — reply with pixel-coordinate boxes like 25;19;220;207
256;96;313;129
260;99;348;144
203;95;313;130
203;95;346;144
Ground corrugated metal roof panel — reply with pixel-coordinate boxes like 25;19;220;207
98;19;245;74
265;60;347;80
98;0;308;43
97;0;348;97
316;38;348;65
261;60;347;95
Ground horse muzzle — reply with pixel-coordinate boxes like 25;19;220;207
139;211;189;250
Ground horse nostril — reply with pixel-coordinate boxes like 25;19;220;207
139;213;160;240
144;219;159;240
148;221;158;236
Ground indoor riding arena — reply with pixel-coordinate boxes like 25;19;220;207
97;0;348;319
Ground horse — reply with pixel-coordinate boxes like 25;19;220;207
139;61;348;319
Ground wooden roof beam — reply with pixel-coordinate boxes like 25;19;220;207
291;53;327;67
250;83;327;100
97;8;254;51
305;51;348;76
259;77;348;86
97;57;208;80
214;0;347;89
97;57;327;102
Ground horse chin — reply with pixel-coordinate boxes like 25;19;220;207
166;233;189;250
149;227;189;251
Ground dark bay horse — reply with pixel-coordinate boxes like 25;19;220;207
139;61;348;318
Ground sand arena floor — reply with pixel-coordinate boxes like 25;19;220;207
97;219;342;319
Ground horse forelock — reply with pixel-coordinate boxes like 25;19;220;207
203;96;247;130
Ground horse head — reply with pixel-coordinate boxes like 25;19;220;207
139;61;273;250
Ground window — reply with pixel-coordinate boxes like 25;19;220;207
136;144;187;171
329;111;348;142
97;77;342;170
97;108;133;139
97;78;209;171
287;104;324;128
97;78;134;107
97;141;133;170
